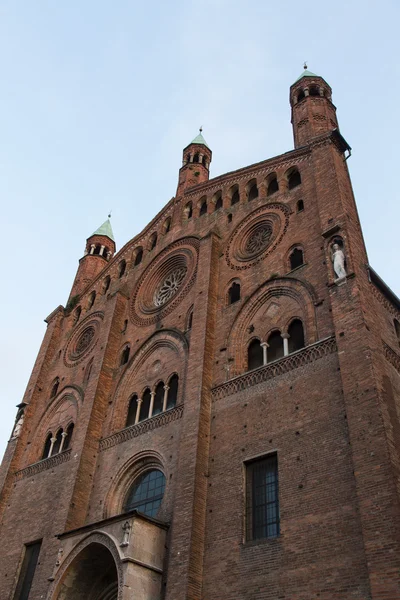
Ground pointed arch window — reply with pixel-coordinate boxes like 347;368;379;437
120;344;130;366
200;199;208;216
297;199;304;212
228;282;241;304
289;247;304;270
163;217;171;234
248;182;259;201
230;186;240;206
50;378;60;399
118;260;126;278
87;291;96;309
149;233;157;251
139;388;151;421
267;331;284;363
63;423;74;450
247;339;263;370
288;168;301;190
153;382;164;416
167;374;179;409
134;247;143;266
126;394;138;427
267;176;279;196
185;202;193;219
288;319;305;353
42;433;52;459
73;306;81;324
102;276;111;294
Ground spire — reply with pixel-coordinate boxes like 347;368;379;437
189;127;210;149
91;218;115;243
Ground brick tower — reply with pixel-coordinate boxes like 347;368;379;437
1;68;400;600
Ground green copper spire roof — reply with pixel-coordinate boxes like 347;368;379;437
190;130;210;149
91;218;115;242
294;68;318;83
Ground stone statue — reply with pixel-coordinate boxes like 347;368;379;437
121;521;131;547
331;243;347;279
12;411;24;438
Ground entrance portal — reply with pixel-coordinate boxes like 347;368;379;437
54;542;118;600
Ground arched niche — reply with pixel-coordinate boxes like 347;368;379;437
110;330;188;433
48;533;122;600
226;277;318;375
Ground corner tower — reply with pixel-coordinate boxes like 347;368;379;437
176;129;212;196
69;218;115;301
290;66;339;148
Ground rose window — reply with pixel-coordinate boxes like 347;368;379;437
154;267;187;307
245;225;272;255
75;327;95;355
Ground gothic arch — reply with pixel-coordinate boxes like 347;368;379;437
103;449;167;519
47;532;123;600
226;277;318;375
110;329;188;431
30;386;83;463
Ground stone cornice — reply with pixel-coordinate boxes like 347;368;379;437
15;449;72;481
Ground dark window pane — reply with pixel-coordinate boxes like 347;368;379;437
247;454;279;541
124;469;166;517
13;541;42;600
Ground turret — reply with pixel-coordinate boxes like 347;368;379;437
290;66;339;148
68;218;115;302
176;128;212;196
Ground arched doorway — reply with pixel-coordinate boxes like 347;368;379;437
54;542;118;600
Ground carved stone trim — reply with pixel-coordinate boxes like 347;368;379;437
212;337;337;400
100;405;184;451
372;285;400;319
15;449;72;481
383;341;400;374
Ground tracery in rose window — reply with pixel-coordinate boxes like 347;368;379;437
154;267;187;307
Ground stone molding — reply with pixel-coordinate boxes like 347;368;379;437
212;337;337;400
100;405;184;451
383;341;400;374
15;449;72;481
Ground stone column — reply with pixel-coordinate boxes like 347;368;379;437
99;245;105;256
162;385;170;412
281;333;290;356
260;342;269;365
89;244;96;255
48;436;57;458
148;391;155;419
59;431;68;453
135;398;142;425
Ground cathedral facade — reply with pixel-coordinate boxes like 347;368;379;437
1;69;400;600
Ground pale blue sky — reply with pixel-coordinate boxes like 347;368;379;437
1;1;399;457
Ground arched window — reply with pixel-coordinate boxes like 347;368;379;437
288;319;305;353
297;199;304;212
309;85;319;96
185;202;193;219
394;319;400;347
267;176;279;196
247;339;263;370
193;153;199;163
288;168;301;190
200;199;207;216
153;382;164;416
120;345;130;366
134;247;143;266
123;469;166;517
297;90;305;102
186;153;191;163
102;276;111;294
73;306;81;324
202;155;207;166
126;395;138;427
139;388;151;422
228;282;241;304
163;217;171;234
63;423;74;450
93;245;101;255
289;247;304;270
186;307;193;331
167;374;179;409
267;331;284;363
50;378;60;399
149;233;157;251
87;291;96;309
42;433;52;459
230;186;240;206
84;357;94;384
213;192;223;211
118;260;126;278
248;181;259;201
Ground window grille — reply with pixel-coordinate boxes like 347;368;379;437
246;454;279;540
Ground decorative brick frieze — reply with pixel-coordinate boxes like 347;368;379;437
383;341;400;374
212;337;336;400
15;449;72;481
100;405;184;451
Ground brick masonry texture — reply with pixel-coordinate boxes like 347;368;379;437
1;73;400;600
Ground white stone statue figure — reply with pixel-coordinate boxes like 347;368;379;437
331;242;347;279
12;412;24;438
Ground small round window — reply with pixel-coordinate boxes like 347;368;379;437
124;469;166;517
